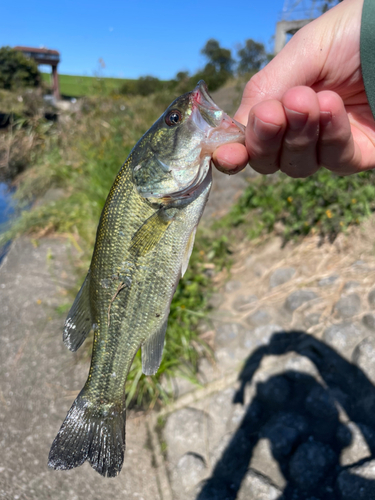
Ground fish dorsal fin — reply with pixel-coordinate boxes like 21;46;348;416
129;208;175;257
63;274;93;352
141;317;168;375
181;226;197;278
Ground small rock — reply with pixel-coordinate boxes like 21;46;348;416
215;322;246;348
209;432;233;466
244;324;283;350
352;260;371;272
334;293;361;318
368;288;375;307
246;309;272;327
262;412;309;457
352;336;375;383
232;294;257;312
215;346;246;371
337;460;375;500
257;376;292;407
363;313;375;330
161;375;197;398
340;422;371;466
198;357;218;384
208;293;223;309
237;468;281;500
318;274;338;287
269;267;296;288
323;322;364;357
343;280;360;291
305;385;337;421
250;438;286;490
284;290;318;312
164;407;208;464
171;452;207;492
304;313;321;329
224;280;242;293
283;354;320;378
289;441;337;489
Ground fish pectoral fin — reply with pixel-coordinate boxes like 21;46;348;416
129;208;175;257
63;273;93;352
141;316;168;375
181;226;197;278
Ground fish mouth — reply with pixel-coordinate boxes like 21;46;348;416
191;80;245;133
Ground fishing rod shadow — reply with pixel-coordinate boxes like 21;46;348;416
196;330;375;500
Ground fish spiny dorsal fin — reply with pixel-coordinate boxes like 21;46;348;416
63;273;93;352
181;226;197;278
129;208;175;257
141;316;168;375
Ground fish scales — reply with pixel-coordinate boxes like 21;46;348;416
49;81;245;477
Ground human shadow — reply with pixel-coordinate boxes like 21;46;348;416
196;330;375;500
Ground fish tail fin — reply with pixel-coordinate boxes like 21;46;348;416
48;389;126;477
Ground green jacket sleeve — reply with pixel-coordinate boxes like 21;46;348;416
361;0;375;119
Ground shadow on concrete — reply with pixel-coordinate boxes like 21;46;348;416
196;331;375;500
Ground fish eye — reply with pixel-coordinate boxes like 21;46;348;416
165;109;182;127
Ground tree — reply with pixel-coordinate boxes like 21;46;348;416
199;39;234;91
0;46;40;90
237;39;268;75
201;39;234;75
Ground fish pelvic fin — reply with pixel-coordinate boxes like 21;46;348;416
63;273;93;352
48;389;126;478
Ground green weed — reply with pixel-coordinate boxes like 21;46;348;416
223;169;375;242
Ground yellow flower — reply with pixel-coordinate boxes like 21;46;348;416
352;198;357;204
287;196;293;203
340;221;344;226
326;209;332;219
36;299;42;305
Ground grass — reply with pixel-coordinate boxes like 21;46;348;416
220;169;375;243
0;90;227;409
41;73;171;98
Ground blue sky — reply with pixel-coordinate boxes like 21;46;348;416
2;0;284;80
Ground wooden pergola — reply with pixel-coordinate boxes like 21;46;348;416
14;46;61;99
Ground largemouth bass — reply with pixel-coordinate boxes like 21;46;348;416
48;81;245;477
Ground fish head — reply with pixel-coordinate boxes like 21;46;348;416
132;80;245;206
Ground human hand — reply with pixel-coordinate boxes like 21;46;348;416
214;0;375;178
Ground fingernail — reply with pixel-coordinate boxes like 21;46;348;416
320;111;332;127
284;107;308;131
253;117;281;141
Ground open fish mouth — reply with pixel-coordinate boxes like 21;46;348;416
191;80;245;135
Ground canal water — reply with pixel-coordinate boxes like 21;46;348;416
0;182;15;262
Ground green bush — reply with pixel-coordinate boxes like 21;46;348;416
119;75;164;96
225;169;375;241
0;46;40;90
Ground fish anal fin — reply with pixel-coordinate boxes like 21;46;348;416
129;209;174;257
63;274;93;352
141;317;168;375
181;226;197;278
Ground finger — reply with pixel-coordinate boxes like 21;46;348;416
317;91;361;175
280;87;321;178
245;99;287;174
212;143;249;175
